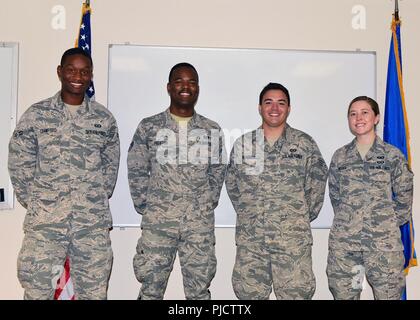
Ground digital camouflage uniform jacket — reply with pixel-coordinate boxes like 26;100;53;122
328;137;414;252
8;92;120;231
226;124;328;250
127;108;226;221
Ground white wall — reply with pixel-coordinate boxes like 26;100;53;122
0;0;419;299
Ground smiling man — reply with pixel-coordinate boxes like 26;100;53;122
225;82;328;300
8;48;120;300
127;62;226;300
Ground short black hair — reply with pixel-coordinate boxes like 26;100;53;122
259;82;290;105
168;62;198;82
347;96;380;116
60;48;93;67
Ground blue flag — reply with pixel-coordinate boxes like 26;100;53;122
75;2;95;99
383;15;417;300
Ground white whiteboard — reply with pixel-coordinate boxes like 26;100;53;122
0;43;18;210
107;44;376;228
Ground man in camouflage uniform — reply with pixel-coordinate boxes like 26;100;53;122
8;48;120;299
225;82;328;300
128;62;226;300
327;96;414;299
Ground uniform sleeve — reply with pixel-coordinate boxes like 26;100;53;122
328;152;341;214
8;110;38;209
101;116;120;199
391;152;414;226
304;141;328;222
207;128;227;210
127;120;151;214
225;144;242;214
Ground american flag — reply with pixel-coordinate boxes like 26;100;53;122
76;1;95;99
53;257;75;300
54;1;95;300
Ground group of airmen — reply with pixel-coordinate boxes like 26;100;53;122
8;48;413;300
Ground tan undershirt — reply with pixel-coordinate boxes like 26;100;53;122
170;113;192;127
64;103;81;118
356;141;374;160
265;129;283;147
266;136;280;147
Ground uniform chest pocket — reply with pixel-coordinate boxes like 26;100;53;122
277;153;306;183
187;133;212;166
84;129;106;170
369;165;392;186
149;138;177;165
336;163;366;196
37;128;61;166
238;157;264;182
84;129;106;146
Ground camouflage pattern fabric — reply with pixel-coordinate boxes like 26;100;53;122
327;137;413;300
17;226;112;300
128;108;226;300
327;249;405;300
328;137;413;252
8;91;120;299
225;124;328;299
232;244;315;300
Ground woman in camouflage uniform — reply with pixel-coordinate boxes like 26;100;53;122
326;96;413;300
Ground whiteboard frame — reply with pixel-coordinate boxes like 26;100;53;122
0;42;19;210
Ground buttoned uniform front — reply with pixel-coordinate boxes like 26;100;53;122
225;124;328;299
8;91;120;299
327;137;414;300
128;108;226;300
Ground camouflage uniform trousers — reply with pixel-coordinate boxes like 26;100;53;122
133;196;217;300
232;244;316;300
17;225;113;300
326;249;405;300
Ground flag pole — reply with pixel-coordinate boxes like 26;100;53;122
394;0;399;21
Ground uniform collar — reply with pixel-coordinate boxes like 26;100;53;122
366;136;386;160
347;135;386;161
259;123;290;151
278;123;291;144
52;91;91;116
164;107;200;131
